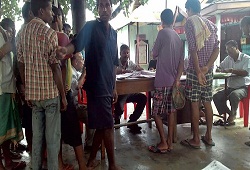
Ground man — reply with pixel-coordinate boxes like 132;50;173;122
16;1;34;154
147;9;184;153
17;0;67;169
56;0;120;169
63;23;72;37
114;44;147;134
180;0;219;149
0;4;26;169
213;40;250;126
50;6;87;170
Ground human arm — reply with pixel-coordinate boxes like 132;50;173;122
113;66;118;104
152;31;162;59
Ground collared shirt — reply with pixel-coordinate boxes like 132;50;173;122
0;26;15;95
220;52;250;88
117;59;137;72
152;27;184;87
72;19;118;97
17;17;59;100
185;16;219;70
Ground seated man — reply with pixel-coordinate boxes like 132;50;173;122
114;44;147;134
213;40;250;126
71;52;95;150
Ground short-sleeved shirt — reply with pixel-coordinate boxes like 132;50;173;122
17;17;59;101
220;52;250;88
185;16;219;70
117;59;137;71
152;27;184;87
72;19;119;97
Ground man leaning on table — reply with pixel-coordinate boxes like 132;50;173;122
114;44;147;134
213;40;250;126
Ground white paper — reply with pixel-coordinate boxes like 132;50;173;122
202;160;230;170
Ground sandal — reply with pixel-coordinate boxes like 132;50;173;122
9;151;22;160
148;145;170;154
213;119;224;126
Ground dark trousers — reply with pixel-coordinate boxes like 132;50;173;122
114;93;147;122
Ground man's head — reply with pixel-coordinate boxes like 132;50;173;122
240;16;250;38
71;52;84;72
225;40;239;59
22;2;34;23
51;5;63;31
160;9;173;26
120;44;130;63
31;0;53;24
0;18;15;40
185;0;201;17
63;23;71;36
97;0;112;23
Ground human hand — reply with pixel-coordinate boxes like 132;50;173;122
222;68;233;73
201;66;208;75
197;72;206;86
56;46;67;60
60;96;68;111
112;89;118;104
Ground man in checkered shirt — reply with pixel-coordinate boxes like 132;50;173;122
180;0;220;149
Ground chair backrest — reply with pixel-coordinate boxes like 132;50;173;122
78;88;87;105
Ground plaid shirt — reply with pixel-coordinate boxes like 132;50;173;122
17;18;59;101
185;16;219;70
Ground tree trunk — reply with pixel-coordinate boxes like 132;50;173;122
70;0;86;34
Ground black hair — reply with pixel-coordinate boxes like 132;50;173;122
225;40;238;49
31;0;51;17
161;9;173;25
63;23;71;30
52;5;62;17
240;16;250;27
120;44;129;52
0;18;15;30
96;0;112;9
185;0;201;14
22;2;31;20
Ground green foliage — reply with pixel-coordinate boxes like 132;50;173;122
1;0;21;21
0;0;149;22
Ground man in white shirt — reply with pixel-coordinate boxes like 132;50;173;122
114;44;146;134
213;40;250;126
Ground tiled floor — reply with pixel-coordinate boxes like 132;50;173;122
14;103;250;170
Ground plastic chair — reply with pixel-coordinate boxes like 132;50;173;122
78;88;87;133
239;86;250;127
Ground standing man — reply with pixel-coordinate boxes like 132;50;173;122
241;16;250;38
17;0;67;169
114;44;147;134
56;0;120;169
148;9;184;153
213;40;250;126
180;0;219;149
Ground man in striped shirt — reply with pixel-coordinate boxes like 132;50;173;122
17;0;67;169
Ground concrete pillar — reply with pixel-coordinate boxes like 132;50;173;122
214;14;222;87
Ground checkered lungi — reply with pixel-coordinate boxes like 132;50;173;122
185;69;213;102
152;87;175;117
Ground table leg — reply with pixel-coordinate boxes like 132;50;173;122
147;92;152;128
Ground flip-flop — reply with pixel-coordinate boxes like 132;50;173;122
201;136;215;146
213;119;224;126
180;139;201;149
148;145;170;154
245;141;250;147
224;121;235;126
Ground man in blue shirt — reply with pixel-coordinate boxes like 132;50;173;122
56;0;120;169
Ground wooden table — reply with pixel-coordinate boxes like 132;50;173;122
115;77;155;128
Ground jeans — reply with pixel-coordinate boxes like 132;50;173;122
31;96;61;170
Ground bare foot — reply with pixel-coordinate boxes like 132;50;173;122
156;141;169;151
87;159;100;170
109;165;122;170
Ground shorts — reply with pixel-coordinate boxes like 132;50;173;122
185;69;213;102
152;87;175;117
61;91;82;147
87;95;113;129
